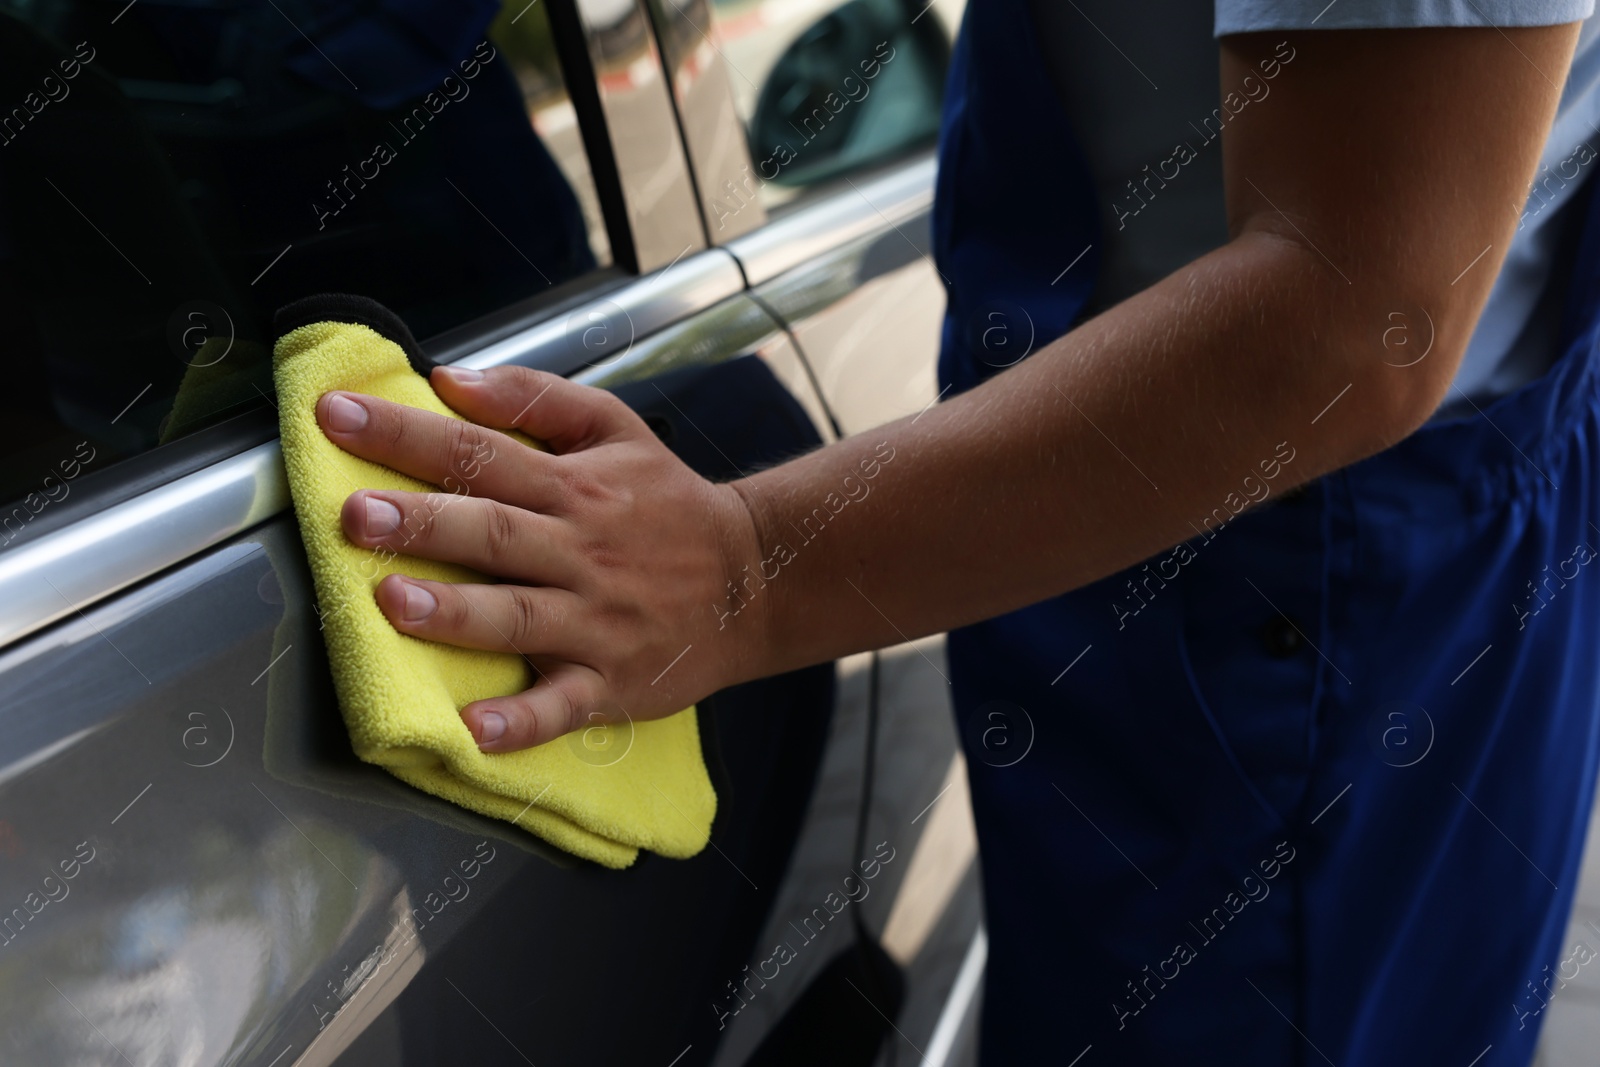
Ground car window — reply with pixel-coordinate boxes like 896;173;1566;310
0;0;610;526
706;0;963;212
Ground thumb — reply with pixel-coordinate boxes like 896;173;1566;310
431;365;640;454
460;663;609;752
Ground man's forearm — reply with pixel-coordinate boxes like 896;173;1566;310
728;229;1485;680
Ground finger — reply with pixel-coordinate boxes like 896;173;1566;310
317;390;558;509
431;364;643;454
461;663;609;752
343;490;578;587
374;573;590;661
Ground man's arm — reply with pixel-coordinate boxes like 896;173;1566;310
739;26;1579;668
317;25;1579;751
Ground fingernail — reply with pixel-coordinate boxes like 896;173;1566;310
439;366;484;383
401;580;437;621
365;496;401;536
326;394;368;432
478;711;506;744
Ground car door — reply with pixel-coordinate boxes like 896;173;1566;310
0;1;865;1064
653;2;986;1065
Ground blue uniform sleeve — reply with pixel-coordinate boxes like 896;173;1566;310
1216;0;1594;35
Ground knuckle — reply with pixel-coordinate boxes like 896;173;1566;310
582;538;623;571
504;365;547;395
481;502;521;567
555;465;610;509
381;407;410;451
492;367;555;428
499;703;538;749
443;420;483;488
592;595;639;629
461;445;495;483
545;681;586;739
549;467;580;510
506;588;545;648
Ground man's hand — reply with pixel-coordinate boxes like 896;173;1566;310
317;365;764;753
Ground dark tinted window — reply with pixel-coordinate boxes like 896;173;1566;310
0;0;609;526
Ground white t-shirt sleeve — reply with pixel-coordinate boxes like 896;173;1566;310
1216;0;1594;35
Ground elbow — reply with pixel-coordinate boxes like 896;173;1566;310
1241;229;1484;459
1357;307;1476;453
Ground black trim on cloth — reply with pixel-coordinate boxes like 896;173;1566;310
272;294;434;375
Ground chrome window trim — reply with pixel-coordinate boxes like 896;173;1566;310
454;245;744;371
922;927;987;1067
724;152;937;286
0;443;290;655
571;291;838;446
0;250;744;652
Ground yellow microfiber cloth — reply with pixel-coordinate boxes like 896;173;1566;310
270;294;716;869
257;522;575;865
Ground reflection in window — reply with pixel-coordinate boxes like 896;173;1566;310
0;0;607;524
707;0;961;211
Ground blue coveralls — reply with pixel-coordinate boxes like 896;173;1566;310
934;3;1600;1064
